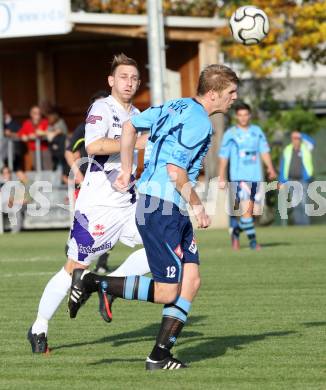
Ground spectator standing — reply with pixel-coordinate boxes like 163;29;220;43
18;106;51;171
3;109;26;172
3;109;29;185
279;131;314;225
46;109;69;178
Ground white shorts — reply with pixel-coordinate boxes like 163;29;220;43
229;181;263;204
67;203;142;266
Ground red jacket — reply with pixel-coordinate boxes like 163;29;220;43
18;119;49;151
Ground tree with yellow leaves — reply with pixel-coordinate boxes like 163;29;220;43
218;0;326;77
71;0;216;17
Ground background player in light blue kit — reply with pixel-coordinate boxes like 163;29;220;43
68;64;239;370
218;102;276;250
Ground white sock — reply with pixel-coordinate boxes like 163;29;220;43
31;267;71;335
109;248;150;277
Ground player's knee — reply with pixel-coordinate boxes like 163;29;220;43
192;275;201;294
186;274;201;299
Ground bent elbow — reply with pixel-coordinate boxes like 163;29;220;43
86;144;95;155
166;163;177;176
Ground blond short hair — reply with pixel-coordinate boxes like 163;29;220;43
110;53;139;76
197;64;239;95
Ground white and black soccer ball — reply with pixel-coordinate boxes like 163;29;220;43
229;5;269;45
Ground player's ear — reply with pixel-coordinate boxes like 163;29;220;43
137;79;141;90
208;89;217;101
108;75;114;88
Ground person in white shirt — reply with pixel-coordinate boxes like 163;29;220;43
28;54;150;353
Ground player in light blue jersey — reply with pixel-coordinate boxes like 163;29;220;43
68;64;239;370
134;98;213;209
218;102;276;250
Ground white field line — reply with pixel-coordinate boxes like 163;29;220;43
3;271;54;278
0;256;58;263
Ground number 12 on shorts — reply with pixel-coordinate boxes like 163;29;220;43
166;266;176;278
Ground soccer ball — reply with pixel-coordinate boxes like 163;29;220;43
229;5;269;45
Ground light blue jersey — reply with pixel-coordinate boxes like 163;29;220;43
131;98;212;208
219;124;270;182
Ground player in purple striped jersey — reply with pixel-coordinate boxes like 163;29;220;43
28;54;150;354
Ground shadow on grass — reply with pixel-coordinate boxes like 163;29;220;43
260;242;291;248
177;330;296;364
89;357;143;365
88;330;296;366
301;321;326;328
53;316;296;368
52;315;206;351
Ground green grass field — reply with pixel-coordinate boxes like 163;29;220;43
1;226;325;390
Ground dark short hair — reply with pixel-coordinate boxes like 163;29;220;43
89;90;110;104
30;105;41;112
1;166;10;175
47;107;61;116
110;53;139;76
197;64;239;96
235;102;251;113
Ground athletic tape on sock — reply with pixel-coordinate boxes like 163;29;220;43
162;296;191;323
123;275;136;300
122;275;154;301
137;276;151;301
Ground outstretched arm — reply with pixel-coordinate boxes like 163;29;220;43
114;120;145;192
120;120;138;174
86;137;121;155
86;131;148;156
